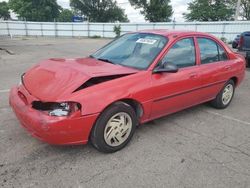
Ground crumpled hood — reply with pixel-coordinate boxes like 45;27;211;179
23;57;138;101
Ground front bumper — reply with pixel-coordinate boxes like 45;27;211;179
9;86;99;145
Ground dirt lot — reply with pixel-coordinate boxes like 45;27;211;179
0;37;250;188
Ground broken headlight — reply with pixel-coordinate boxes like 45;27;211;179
32;101;81;117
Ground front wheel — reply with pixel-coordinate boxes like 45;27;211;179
210;80;235;109
90;102;137;153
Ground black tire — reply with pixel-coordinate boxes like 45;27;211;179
90;102;138;153
210;80;235;109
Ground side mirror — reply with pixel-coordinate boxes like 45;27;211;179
153;62;178;73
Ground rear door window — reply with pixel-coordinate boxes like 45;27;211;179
198;38;228;64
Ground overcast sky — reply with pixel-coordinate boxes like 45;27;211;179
1;0;192;22
57;0;191;22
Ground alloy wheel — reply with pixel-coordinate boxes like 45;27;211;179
104;112;132;147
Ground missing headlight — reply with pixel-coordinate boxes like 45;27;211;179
32;101;81;116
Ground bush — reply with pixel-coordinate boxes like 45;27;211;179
113;25;121;37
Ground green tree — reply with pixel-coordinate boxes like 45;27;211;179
0;1;10;20
58;9;74;22
232;0;250;20
70;0;129;22
129;0;173;22
238;0;250;20
183;0;234;21
9;0;61;21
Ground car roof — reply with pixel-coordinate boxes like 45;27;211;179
136;29;212;38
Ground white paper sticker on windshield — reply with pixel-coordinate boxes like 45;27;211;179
136;38;157;44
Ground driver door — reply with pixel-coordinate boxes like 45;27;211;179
150;37;202;119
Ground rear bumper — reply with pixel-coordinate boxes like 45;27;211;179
9;86;99;145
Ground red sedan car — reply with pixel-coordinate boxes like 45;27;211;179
9;30;245;153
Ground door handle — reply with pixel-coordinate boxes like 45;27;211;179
225;65;232;70
189;73;198;79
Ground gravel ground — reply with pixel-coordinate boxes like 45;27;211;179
0;37;250;188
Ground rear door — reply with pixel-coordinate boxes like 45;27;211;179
195;37;232;101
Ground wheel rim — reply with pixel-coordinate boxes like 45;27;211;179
222;84;234;105
104;112;132;147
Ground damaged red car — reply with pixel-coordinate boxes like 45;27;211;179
9;30;245;153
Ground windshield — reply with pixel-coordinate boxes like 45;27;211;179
91;33;168;70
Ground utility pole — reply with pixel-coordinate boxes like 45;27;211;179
234;0;241;20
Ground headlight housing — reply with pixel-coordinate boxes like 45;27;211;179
19;73;25;86
32;101;81;117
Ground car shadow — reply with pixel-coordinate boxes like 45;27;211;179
139;103;208;128
36;103;210;156
7;102;216;175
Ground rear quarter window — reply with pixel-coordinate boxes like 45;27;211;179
218;45;228;61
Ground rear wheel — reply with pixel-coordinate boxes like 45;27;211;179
91;102;137;153
210;80;235;109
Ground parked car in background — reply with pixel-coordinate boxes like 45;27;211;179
237;31;250;67
9;30;246;153
232;35;240;48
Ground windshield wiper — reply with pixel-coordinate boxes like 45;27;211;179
97;58;115;64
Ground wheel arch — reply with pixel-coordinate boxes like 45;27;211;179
100;98;144;120
88;98;143;143
230;76;238;86
118;98;144;119
93;98;144;125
